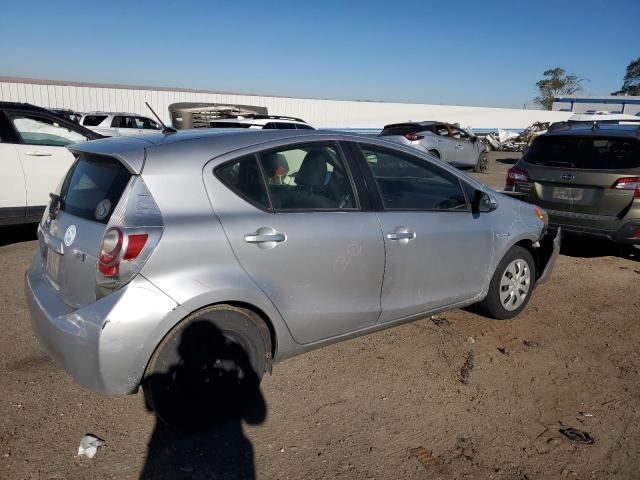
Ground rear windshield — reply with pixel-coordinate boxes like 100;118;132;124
523;136;640;170
60;154;131;224
380;125;431;136
82;115;107;127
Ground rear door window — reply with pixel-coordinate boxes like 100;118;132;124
10;114;90;146
524;136;640;170
59;154;131;223
258;143;357;210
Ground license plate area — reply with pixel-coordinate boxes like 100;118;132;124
45;248;61;284
553;187;583;201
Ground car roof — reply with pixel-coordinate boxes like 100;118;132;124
82;111;150;117
66;129;424;174
545;123;640;138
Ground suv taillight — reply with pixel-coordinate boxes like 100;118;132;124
612;177;640;199
404;132;424;141
506;167;530;187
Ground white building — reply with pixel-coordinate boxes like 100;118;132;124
553;95;640;116
0;76;571;130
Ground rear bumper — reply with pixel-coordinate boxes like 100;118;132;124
25;253;180;395
547;215;640;245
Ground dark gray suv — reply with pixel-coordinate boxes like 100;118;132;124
506;123;640;244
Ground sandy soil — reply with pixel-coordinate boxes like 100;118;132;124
1;153;639;479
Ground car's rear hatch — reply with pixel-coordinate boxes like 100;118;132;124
38;153;133;307
517;135;640;230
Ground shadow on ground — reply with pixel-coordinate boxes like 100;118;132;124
494;156;520;165
0;223;38;247
561;234;639;262
140;321;267;480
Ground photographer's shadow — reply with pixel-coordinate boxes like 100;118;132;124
140;320;267;480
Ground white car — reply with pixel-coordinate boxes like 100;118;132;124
80;112;162;137
207;115;315;130
0;102;101;225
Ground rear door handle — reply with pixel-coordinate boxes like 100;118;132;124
25;151;52;157
387;231;416;241
244;233;286;243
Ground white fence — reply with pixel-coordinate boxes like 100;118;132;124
0;76;571;130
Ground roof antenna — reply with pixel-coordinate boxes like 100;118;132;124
145;102;177;134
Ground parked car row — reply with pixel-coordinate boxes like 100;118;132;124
9;99;638;428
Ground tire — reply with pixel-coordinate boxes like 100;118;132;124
143;305;270;429
428;149;440;159
477;246;536;320
473;151;489;173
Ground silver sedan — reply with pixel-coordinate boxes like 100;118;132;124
25;129;559;426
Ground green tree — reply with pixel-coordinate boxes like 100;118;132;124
534;68;587;110
612;57;640;96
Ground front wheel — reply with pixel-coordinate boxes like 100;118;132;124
473;151;489;173
477;246;535;320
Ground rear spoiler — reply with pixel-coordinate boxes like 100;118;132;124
67;138;148;174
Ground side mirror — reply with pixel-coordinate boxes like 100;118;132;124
472;190;498;214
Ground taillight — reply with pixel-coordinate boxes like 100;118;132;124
123;234;148;260
95;176;162;298
98;227;123;276
612;177;640;199
404;132;424;141
98;229;150;277
506;167;530;187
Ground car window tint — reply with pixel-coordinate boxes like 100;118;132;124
59;154;131;224
360;144;467;210
216;156;270;210
295;123;314;130
524;136;640;170
10;115;89;147
258;144;357;210
111;116;125;128
82;115;107;127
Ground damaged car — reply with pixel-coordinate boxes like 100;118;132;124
25;129;559;426
379;121;489;172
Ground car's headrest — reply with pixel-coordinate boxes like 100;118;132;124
296;150;328;187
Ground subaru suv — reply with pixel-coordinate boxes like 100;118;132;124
25;129;559;426
506;123;640;244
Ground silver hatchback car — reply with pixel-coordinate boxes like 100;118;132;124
25;129;559;425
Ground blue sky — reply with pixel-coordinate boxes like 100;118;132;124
1;0;638;108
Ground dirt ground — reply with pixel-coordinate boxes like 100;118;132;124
1;152;639;479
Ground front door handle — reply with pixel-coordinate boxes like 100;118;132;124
387;231;416;241
25;151;52;157
244;227;286;249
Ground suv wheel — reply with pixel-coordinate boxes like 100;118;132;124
143;305;270;429
478;246;535;320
